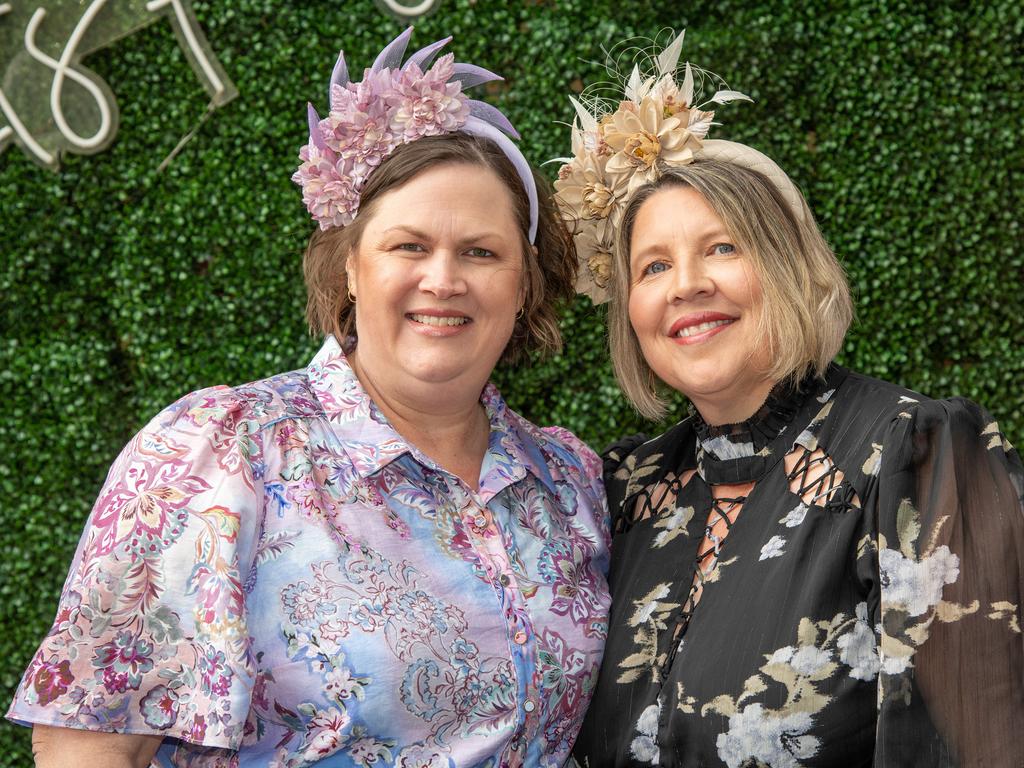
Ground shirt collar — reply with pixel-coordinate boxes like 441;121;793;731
306;336;558;496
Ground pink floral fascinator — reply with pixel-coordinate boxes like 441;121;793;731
292;27;539;242
553;30;806;303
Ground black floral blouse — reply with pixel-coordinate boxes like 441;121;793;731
574;365;1024;767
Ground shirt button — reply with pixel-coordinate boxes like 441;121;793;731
473;514;488;528
523;700;536;713
499;574;511;586
513;630;528;645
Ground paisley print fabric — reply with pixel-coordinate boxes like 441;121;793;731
574;366;1024;767
8;336;611;767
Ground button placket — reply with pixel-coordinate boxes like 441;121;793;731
459;491;541;749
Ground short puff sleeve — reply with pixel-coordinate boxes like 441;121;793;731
870;397;1024;766
6;386;263;750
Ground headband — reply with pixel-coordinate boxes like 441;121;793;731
553;30;805;303
293;27;539;243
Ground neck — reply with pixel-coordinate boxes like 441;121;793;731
348;349;491;490
690;375;778;427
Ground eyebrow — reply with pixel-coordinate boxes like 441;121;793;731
632;226;734;252
380;225;504;246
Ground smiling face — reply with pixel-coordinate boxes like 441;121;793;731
627;185;775;424
345;162;525;403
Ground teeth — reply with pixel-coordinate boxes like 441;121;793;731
410;314;469;327
675;319;731;338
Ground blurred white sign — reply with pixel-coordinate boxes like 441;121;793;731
0;0;236;170
374;0;441;19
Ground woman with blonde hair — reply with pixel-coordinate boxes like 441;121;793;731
556;31;1024;767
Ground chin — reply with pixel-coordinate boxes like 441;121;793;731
406;356;486;385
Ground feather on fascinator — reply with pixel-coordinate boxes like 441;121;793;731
553;30;804;303
293;28;538;242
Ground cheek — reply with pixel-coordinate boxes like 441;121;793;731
740;263;763;308
627;287;657;338
489;265;526;316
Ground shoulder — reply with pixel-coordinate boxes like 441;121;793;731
832;368;1019;478
151;367;324;437
836;368;928;414
510;416;602;486
837;368;999;437
881;393;1016;466
826;367;946;445
601;418;695;517
606;418;694;481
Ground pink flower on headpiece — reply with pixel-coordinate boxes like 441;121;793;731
291;145;360;231
294;30;530;232
325;82;397;178
388;54;470;141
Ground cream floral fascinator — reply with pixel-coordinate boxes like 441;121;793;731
554;31;804;303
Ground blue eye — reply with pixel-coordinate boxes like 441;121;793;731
642;261;669;276
712;243;736;256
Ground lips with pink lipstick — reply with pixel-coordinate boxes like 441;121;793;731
668;311;737;345
406;308;471;336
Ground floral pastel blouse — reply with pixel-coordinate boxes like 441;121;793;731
7;336;612;768
573;365;1024;767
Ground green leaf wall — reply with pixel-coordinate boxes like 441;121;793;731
1;0;1020;761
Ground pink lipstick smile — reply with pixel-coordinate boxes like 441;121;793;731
668;311;736;346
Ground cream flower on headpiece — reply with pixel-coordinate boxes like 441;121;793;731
602;94;704;195
552;30;753;304
572;228;616;304
555;153;627;242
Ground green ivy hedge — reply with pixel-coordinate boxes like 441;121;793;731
1;0;1020;761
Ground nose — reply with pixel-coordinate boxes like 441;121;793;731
666;254;714;303
418;250;467;299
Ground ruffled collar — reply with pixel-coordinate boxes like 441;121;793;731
691;373;823;485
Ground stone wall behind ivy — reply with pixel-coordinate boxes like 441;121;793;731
1;0;1020;761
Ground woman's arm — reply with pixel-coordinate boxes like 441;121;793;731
32;725;163;768
872;397;1024;765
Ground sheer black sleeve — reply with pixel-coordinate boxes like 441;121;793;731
871;397;1024;766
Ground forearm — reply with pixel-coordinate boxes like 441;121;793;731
32;724;163;768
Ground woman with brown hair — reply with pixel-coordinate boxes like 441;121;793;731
557;31;1024;767
8;29;611;767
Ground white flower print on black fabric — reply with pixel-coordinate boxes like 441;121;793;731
867;500;979;678
630;700;662;764
768;644;833;677
704;608;885;768
703;434;757;460
716;704;820;768
861;443;882;477
836;602;880;681
760;535;786;560
653;505;695;548
879;545;959;617
632;584;672;625
618;584;681;684
779;502;808;528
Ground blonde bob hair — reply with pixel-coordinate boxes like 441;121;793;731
610;160;853;420
303;132;576;364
